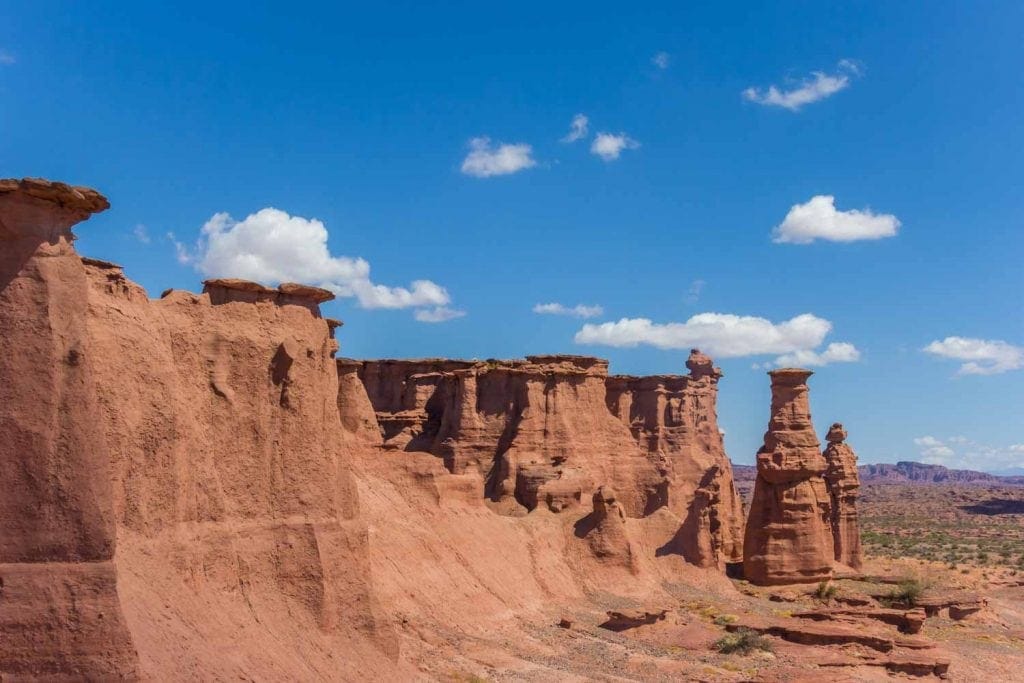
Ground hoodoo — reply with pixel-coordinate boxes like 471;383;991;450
743;369;834;585
823;422;863;569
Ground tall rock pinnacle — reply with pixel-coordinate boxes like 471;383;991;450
823;422;863;569
743;369;834;585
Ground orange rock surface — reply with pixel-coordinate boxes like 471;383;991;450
823;422;863;569
743;369;835;585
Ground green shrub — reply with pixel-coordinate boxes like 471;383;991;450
814;580;837;601
883;578;927;607
714;628;773;655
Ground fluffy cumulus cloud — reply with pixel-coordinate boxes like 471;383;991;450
533;302;604;319
743;60;860;111
773;195;900;244
561;114;589;143
651;51;670;69
590;132;640;161
574;311;859;366
460;137;536;177
912;435;1024;471
923;336;1024;375
176;208;458;319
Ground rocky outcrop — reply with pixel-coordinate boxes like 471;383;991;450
574;487;640;572
822;423;863;569
605;349;744;567
743;369;834;585
355;350;744;568
0;179;139;678
0;179;397;679
83;265;396;679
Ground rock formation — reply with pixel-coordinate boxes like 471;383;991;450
605;349;744;567
356;350;743;568
0;179;139;678
743;369;834;585
7;177;933;680
823;422;863;569
0;179;396;678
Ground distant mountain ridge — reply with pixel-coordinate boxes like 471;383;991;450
731;461;1024;485
859;461;1024;485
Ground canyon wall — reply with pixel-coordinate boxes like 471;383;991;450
355;350;744;568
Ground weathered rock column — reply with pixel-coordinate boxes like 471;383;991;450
0;179;138;678
823;422;863;569
743;369;834;585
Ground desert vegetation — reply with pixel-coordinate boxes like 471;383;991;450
859;484;1024;571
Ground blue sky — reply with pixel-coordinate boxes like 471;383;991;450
3;2;1022;470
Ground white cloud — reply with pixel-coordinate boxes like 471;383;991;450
0;50;15;65
912;435;1024;470
533;302;604;319
773;195;900;244
561;114;589;143
574;312;855;363
685;279;706;304
590;132;640;161
773;342;861;367
652;52;670;70
166;231;192;265
743;60;859;111
460;137;536;177
414;306;466;323
179;208;456;315
132;224;151;244
923;336;1024;375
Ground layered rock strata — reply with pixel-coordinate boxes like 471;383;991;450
823;422;863;569
743;369;834;585
355;349;744;567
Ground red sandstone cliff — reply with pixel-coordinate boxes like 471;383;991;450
0;179;138;679
605;350;744;567
355;350;743;568
0;177;760;679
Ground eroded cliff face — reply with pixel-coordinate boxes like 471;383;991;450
605;350;745;568
1;177;755;679
82;268;397;679
0;179;138;679
355;350;743;568
823;423;863;569
743;369;834;586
